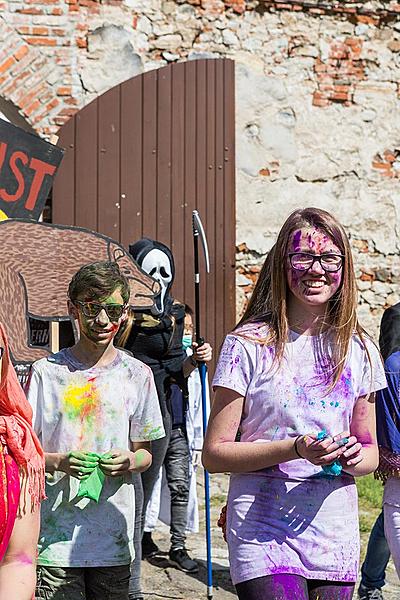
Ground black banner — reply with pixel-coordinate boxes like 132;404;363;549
0;119;64;220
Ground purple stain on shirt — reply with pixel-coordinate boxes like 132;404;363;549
230;354;241;373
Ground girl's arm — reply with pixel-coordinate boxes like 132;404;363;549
202;387;347;473
0;490;40;600
339;393;378;477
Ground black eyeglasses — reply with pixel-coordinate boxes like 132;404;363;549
74;301;127;321
288;252;344;273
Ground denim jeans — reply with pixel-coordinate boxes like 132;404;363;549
164;427;191;550
360;510;390;589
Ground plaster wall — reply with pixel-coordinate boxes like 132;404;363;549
1;0;399;336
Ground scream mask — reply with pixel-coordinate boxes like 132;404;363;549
129;238;175;317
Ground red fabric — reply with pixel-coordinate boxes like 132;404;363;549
0;445;20;562
0;324;45;510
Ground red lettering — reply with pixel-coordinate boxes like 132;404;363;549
0;150;28;203
25;157;56;211
0;142;7;173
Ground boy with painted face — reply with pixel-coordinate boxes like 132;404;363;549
26;261;164;600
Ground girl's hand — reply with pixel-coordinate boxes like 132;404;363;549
338;436;363;469
296;431;353;466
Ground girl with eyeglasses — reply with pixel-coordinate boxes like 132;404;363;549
202;207;386;600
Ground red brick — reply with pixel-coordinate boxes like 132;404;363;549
32;27;49;36
383;150;396;163
56;86;72;95
53;29;66;36
16;7;44;14
51;7;63;14
259;168;271;176
23;99;41;117
76;37;87;48
312;91;330;107
25;37;57;46
17;26;31;35
0;56;16;75
13;45;29;61
372;160;390;170
330;91;349;101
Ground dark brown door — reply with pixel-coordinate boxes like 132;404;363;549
52;58;236;369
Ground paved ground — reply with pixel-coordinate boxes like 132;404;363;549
141;471;399;600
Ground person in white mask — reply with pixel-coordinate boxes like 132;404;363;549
118;240;211;600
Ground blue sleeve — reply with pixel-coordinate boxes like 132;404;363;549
376;351;400;453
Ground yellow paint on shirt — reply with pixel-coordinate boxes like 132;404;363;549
63;379;100;423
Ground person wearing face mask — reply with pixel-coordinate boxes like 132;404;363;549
142;305;211;572
117;240;212;599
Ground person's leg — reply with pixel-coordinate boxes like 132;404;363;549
85;565;130;600
359;510;389;593
35;566;85;600
164;428;190;551
235;574;308;600
384;500;400;577
128;472;144;600
164;427;197;573
140;411;172;528
308;580;354;600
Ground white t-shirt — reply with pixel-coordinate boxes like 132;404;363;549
26;348;164;567
213;324;386;585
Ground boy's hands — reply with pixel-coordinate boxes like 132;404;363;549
99;449;135;477
58;451;99;480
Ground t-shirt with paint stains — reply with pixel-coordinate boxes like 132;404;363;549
27;348;164;568
212;324;386;585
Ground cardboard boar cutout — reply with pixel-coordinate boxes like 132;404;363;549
0;219;159;364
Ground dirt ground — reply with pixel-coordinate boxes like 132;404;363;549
140;471;399;600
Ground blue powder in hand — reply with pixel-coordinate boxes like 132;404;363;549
317;430;343;477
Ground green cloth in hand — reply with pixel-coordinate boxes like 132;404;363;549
77;452;111;502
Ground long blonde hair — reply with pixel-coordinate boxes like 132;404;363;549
237;207;370;388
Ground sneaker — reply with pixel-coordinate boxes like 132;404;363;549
168;547;199;573
141;532;159;559
357;584;384;600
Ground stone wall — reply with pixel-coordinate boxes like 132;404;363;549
1;0;400;337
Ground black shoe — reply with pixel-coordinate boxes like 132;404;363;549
357;584;384;600
142;532;159;559
168;547;199;573
129;596;144;600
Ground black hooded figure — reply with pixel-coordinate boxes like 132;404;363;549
122;238;190;599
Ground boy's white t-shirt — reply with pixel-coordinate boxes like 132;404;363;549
26;347;165;568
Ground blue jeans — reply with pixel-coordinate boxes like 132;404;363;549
360;511;391;589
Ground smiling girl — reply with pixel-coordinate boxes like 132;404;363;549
202;208;386;600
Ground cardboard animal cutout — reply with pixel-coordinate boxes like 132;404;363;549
0;119;64;220
0;219;159;364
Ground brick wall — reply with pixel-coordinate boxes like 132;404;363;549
1;0;399;336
